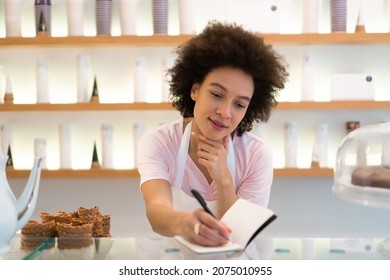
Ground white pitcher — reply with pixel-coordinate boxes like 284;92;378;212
0;156;43;254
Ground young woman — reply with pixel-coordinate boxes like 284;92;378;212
137;21;288;247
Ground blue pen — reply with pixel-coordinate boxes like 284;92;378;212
190;188;233;242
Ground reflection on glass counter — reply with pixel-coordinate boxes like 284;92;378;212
1;235;389;260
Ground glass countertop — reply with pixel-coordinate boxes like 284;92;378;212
1;235;389;260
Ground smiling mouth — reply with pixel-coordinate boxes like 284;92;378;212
209;118;228;129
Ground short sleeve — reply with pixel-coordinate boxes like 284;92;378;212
235;134;273;208
137;123;181;189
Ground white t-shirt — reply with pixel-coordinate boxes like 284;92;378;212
137;119;273;207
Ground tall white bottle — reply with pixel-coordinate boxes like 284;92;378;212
77;54;92;102
284;121;298;168
134;57;148;102
101;124;114;168
311;123;328;167
36;59;50;103
59;123;72;169
132;123;145;168
301;52;315;101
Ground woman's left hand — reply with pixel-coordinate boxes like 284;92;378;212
191;132;231;183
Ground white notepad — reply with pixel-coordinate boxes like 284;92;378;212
175;199;277;254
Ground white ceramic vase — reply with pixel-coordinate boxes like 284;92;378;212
0;156;43;254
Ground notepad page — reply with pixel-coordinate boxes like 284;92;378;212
221;199;275;249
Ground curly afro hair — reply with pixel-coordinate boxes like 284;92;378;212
167;21;288;136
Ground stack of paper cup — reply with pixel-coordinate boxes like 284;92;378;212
36;59;50;103
96;0;112;35
152;0;168;35
119;0;138;35
101;124;113;168
284;121;298;168
66;0;85;36
302;0;320;33
34;138;47;168
34;0;52;35
330;0;347;32
178;0;196;35
5;0;23;37
59;124;72;169
134;57;148;102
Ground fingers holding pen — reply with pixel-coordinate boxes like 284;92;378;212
191;208;232;246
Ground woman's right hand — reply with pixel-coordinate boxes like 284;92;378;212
142;179;231;246
184;208;232;246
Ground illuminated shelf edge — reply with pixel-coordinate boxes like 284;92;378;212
2;33;390;47
6;168;334;179
1;101;389;112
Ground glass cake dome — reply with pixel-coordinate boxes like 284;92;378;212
333;122;390;208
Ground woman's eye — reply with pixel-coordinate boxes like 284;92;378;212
211;92;222;98
236;103;246;109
